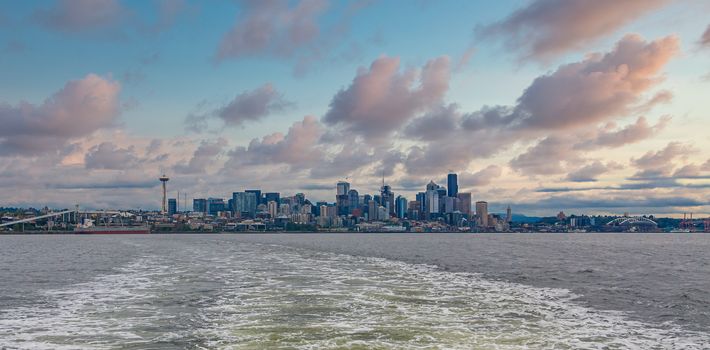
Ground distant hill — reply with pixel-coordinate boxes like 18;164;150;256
511;214;542;223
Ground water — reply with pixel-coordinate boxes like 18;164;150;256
0;233;708;349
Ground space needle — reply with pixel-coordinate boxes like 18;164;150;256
159;174;170;214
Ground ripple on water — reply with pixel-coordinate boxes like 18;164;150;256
0;242;708;350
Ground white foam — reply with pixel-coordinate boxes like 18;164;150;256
1;241;708;349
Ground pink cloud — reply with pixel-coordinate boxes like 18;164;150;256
0;74;121;155
323;55;450;139
479;0;669;61
215;0;328;61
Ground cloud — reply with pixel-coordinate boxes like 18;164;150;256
566;161;622;182
217;83;290;127
174;138;227;174
515;195;706;212
479;0;668;61
404;104;459;141
323;55;450;139
460;165;503;188
461;34;678;134
454;46;476;72
575;116;670;149
223;116;323;170
85;142;140;170
510;136;581;175
701;24;710;48
34;0;129;33
631;142;694;178
185;84;291;132
215;0;328;61
0;74;121;155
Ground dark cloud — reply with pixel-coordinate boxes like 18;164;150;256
323;55;450;139
185;84;291;132
566;161;622;182
85;142;140;170
217;84;291;127
0;74;121;156
478;0;668;61
404;104;459;141
515;195;706;212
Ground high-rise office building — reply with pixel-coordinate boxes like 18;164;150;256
348;189;359;214
395;195;407;218
267;200;278;218
207;197;225;216
233;192;257;218
447;173;458;197
457;192;472;217
476;201;488;227
168;198;177;215
245;190;262;205
381;184;395;216
336;181;350;216
506;206;512;223
336;181;350;196
264;192;280;206
193;198;207;213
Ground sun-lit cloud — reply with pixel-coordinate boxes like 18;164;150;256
479;0;669;61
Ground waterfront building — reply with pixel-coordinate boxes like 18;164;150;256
506;206;512;223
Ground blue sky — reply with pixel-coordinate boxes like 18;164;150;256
1;0;710;216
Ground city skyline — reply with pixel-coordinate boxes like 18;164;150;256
1;1;710;217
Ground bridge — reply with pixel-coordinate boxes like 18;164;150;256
606;216;658;227
0;208;131;229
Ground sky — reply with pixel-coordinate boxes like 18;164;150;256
1;0;710;216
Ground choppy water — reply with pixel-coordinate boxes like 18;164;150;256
0;233;708;349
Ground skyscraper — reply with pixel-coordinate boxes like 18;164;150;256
233;192;257;218
193;198;207;213
348;189;359;214
336;181;350;216
476;201;488;227
380;184;395;216
457;192;472;217
447;173;458;197
506;206;512;223
245;189;262;205
168;198;177;215
395;195;407;219
267;201;278;218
